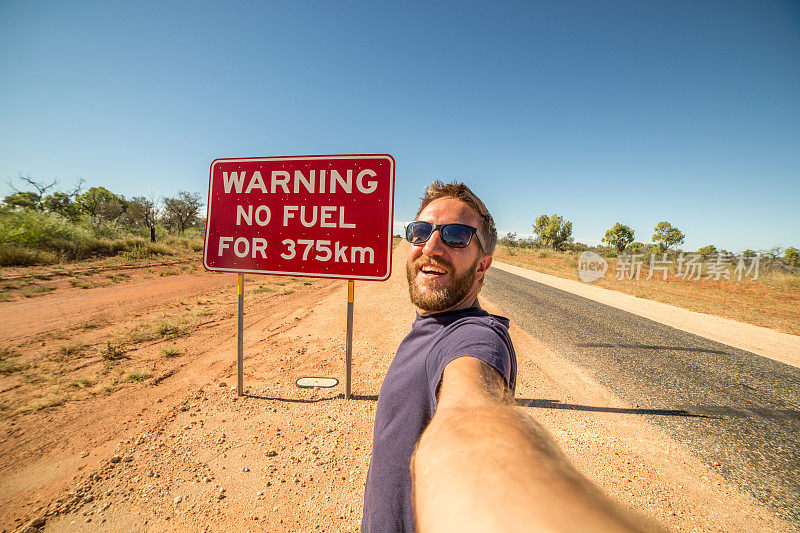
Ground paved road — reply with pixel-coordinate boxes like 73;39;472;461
483;268;800;526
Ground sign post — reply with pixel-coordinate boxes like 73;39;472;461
204;154;395;398
345;280;354;399
237;273;244;396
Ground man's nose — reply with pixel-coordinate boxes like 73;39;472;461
421;228;447;256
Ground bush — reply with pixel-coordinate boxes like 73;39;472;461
0;206;205;266
0;210;90;249
101;342;126;361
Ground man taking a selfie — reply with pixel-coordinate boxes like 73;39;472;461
361;181;643;533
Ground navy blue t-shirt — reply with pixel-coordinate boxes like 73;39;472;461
361;307;517;533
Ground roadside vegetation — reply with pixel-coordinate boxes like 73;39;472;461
0;175;204;267
494;216;800;335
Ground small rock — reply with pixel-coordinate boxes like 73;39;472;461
80;450;89;458
83;495;94;503
174;496;182;504
242;467;250;472
122;456;133;463
28;517;46;528
109;455;122;464
218;382;227;387
265;450;277;457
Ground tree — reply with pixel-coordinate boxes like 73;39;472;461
163;191;202;234
532;214;573;251
601;223;634;254
78;186;127;223
122;196;157;226
121;196;159;242
3;191;43;211
3;175;83;216
499;232;518;247
42;192;82;221
625;242;645;254
696;245;718;260
785;247;800;268
652;221;685;252
3;175;56;210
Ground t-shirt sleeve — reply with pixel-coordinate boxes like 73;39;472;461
426;320;514;407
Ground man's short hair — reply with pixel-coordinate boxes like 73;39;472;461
416;180;497;255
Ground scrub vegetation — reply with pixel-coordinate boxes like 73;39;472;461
494;244;800;335
0;176;204;266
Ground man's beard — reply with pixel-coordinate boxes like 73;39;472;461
406;254;480;312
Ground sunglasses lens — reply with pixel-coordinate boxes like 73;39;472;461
406;221;433;244
441;224;474;248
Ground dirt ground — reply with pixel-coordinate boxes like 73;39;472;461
0;244;792;532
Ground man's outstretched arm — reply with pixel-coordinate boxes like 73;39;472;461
411;356;649;533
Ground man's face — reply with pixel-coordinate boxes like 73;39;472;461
406;197;492;313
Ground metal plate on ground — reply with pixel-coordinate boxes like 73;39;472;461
296;377;339;388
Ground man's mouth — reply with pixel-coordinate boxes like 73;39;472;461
418;264;449;278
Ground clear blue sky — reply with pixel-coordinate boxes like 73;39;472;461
1;0;798;252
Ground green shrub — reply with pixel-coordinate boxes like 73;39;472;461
0;210;90;249
0;207;204;266
101;342;126;361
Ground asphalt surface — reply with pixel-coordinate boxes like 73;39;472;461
483;268;800;526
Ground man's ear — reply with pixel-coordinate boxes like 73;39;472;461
474;255;492;282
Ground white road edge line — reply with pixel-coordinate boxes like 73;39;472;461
491;260;800;369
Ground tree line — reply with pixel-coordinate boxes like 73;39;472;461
499;213;799;268
2;176;204;239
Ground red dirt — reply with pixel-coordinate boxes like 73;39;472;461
0;246;789;532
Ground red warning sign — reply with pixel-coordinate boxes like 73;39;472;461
203;154;395;280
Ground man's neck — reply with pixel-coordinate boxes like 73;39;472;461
417;295;481;316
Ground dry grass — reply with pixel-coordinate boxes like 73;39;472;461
494;247;800;336
18;393;68;414
125;371;152;382
70;377;94;389
55;341;87;361
160;346;180;358
19;285;57;298
0;360;23;375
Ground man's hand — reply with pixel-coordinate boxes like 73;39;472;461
411;356;648;533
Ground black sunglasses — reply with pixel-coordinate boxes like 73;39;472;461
405;221;486;251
